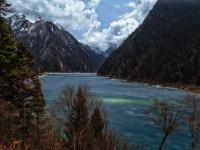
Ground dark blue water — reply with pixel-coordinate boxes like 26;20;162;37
40;73;190;150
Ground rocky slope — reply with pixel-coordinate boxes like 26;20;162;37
10;13;104;72
98;0;200;85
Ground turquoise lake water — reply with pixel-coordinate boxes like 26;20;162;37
39;73;190;150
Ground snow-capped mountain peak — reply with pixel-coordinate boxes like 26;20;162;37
9;13;105;72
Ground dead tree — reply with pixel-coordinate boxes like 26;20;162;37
185;95;200;150
51;84;133;150
152;102;182;150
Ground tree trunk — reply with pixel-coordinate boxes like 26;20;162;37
159;135;168;150
191;135;197;150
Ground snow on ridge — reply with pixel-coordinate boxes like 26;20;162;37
9;12;43;24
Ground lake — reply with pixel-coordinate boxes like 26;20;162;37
40;73;190;150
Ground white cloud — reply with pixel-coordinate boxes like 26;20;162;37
8;0;101;31
88;0;101;8
82;0;157;50
8;0;157;51
127;2;136;8
82;15;139;50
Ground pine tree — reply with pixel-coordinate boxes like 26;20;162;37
90;108;105;137
0;1;45;148
14;43;45;149
0;16;18;101
53;85;132;150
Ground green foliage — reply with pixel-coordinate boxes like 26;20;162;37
0;2;46;148
0;16;45;108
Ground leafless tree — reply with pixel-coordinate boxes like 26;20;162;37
51;84;133;150
185;94;200;150
152;102;183;150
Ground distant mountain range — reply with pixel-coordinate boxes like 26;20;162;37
10;13;105;73
98;0;200;85
101;44;117;57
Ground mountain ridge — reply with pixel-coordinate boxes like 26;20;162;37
98;0;200;85
10;13;105;73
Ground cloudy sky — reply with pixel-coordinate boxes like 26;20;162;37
8;0;157;50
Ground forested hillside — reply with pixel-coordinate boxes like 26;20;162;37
0;0;48;148
98;0;200;85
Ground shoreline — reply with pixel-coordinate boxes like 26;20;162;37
97;74;200;94
38;72;200;94
38;72;96;77
139;81;200;94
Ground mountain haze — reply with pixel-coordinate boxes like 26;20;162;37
101;44;117;57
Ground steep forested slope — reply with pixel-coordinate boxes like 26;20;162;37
0;8;46;146
98;0;200;85
0;16;44;105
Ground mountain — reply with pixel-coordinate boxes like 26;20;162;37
102;44;117;57
98;0;200;85
90;46;104;55
10;13;104;73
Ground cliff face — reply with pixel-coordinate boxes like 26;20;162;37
10;14;104;73
98;0;200;85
